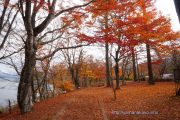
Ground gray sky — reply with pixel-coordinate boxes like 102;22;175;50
155;0;180;31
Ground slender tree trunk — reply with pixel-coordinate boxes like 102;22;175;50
74;68;80;88
122;65;125;85
105;42;111;87
70;69;75;84
76;75;80;88
132;48;137;82
122;57;128;85
136;53;140;82
70;67;80;89
41;77;48;99
146;43;154;85
31;79;36;103
114;60;120;89
74;78;80;88
104;6;111;87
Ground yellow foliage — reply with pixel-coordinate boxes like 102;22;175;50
60;81;75;92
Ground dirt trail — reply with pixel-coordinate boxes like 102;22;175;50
98;98;109;120
52;88;111;120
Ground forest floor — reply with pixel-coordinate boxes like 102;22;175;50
0;82;180;120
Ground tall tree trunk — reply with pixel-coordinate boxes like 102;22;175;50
146;43;154;85
17;35;37;113
121;59;126;85
70;69;75;85
17;1;38;113
104;6;111;87
122;57;129;85
114;60;120;89
74;78;80;88
75;71;80;88
105;42;111;87
122;65;125;85
174;0;180;22
132;48;137;82
136;53;140;82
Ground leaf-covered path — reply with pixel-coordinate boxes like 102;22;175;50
1;82;180;120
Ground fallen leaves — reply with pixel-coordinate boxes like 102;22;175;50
0;82;179;120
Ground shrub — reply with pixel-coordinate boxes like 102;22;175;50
60;80;75;92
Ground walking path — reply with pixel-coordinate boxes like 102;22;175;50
1;82;180;120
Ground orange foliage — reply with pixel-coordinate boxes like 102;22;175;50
79;58;106;81
80;0;179;55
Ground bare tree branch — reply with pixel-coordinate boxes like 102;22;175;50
0;47;24;60
0;10;19;50
33;0;95;36
36;43;90;61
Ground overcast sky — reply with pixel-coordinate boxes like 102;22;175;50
0;0;179;75
155;0;180;31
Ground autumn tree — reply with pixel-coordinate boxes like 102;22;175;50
83;0;178;86
124;0;179;84
13;0;95;113
109;0;141;86
79;56;106;87
61;42;85;89
81;0;141;88
84;0;121;87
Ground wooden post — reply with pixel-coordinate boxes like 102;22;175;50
8;100;11;114
174;67;180;96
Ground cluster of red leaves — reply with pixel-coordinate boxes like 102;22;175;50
80;0;180;56
0;82;179;120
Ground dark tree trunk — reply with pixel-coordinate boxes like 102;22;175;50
74;78;80;88
70;67;80;89
17;35;37;114
104;9;111;87
105;42;111;87
31;79;36;103
121;58;126;85
114;47;120;89
146;43;154;85
114;60;120;89
70;69;75;84
17;1;38;113
132;48;137;82
74;73;80;88
122;65;125;85
76;66;80;88
174;0;180;22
